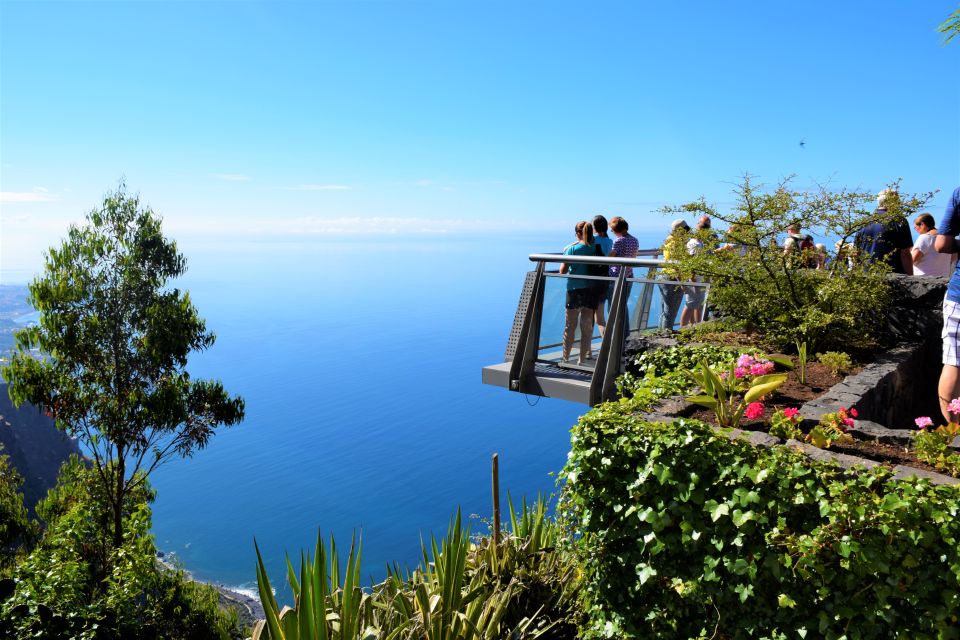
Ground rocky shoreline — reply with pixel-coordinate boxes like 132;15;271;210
156;553;264;632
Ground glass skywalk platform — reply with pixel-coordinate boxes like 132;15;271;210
481;251;708;406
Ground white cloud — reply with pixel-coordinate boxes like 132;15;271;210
1;188;57;203
288;184;352;191
211;173;251;182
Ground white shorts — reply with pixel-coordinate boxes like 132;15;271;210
943;299;960;367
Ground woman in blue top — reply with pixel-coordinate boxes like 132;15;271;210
559;221;599;364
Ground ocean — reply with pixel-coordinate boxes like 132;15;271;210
1;229;662;598
139;231;664;597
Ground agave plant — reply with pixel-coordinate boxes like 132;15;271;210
251;507;565;640
252;533;397;640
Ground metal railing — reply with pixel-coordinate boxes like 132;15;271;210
506;252;709;406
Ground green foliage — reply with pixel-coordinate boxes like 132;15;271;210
768;408;803;441
1;184;244;549
564;407;960;639
675;317;747;345
795;340;808;384
817;351;854;377
914;423;960;477
661;176;931;351
0;449;38;570
940;7;960;43
616;344;739;403
252;497;581;640
0;457;239;640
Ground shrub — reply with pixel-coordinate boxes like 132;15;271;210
0;450;38;571
913;413;960;477
661;176;932;352
1;457;239;640
617;344;740;401
563;407;960;639
817;351;854;377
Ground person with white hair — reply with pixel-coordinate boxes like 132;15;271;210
854;189;914;274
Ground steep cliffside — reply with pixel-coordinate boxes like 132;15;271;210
0;383;80;514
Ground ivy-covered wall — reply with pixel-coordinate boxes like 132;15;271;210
564;405;960;639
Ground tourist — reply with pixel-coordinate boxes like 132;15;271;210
658;219;688;330
681;221;708;326
783;223;816;267
592;214;614;336
855;189;913;274
717;223;748;256
934;187;960;422
695;214;719;247
911;213;952;277
814;243;829;270
559;221;598;365
608;216;640;337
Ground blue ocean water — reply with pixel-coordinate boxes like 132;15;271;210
138;230;658;596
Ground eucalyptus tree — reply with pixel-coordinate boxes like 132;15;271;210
2;185;244;549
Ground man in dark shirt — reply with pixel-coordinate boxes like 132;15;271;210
855;189;914;275
934;186;960;421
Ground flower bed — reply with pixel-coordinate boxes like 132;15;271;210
620;340;960;482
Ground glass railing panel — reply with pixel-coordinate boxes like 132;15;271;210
538;273;611;370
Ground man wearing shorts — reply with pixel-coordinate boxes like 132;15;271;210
934;187;960;421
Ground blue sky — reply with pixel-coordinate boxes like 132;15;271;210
2;1;958;277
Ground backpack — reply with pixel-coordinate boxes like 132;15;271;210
799;235;814;252
589;243;609;293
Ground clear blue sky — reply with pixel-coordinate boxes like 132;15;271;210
2;1;958;277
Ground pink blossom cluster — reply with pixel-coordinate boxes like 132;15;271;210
837;406;857;428
949;398;960;415
915;416;934;430
734;353;775;379
782;407;800;419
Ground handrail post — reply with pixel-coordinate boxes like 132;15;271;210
590;269;628;405
509;261;545;391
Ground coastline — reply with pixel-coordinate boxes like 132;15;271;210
156;553;264;630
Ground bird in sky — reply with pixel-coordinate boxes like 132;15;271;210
799;139;806;148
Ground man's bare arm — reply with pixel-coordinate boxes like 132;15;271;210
936;234;958;254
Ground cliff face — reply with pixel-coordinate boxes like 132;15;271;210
0;383;81;514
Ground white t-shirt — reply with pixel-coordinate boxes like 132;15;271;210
912;233;953;277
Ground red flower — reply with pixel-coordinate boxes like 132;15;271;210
745;402;765;420
783;407;800;419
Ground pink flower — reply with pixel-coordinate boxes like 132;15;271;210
949;398;960;415
915;416;934;430
744;402;765;420
783;407;800;419
734;367;748;379
737;354;755;368
849;407;858;418
749;361;774;376
843;417;855;428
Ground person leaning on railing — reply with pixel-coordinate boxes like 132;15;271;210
559;221;600;365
